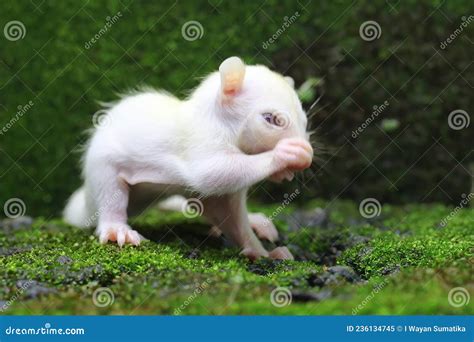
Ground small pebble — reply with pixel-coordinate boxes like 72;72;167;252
16;280;56;299
1;216;34;231
328;265;358;282
292;289;332;302
286;207;329;231
57;255;73;265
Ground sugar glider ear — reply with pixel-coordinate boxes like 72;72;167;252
219;56;246;97
284;76;295;88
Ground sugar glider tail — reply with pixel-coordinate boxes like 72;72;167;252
63;186;95;228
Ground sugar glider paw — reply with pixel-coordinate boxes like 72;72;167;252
273;138;313;172
97;223;145;247
241;247;269;261
268;246;294;260
249;213;279;242
269;169;295;183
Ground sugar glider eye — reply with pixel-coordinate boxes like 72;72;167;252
262;112;289;128
262;112;275;124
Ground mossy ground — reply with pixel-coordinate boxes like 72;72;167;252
0;200;472;315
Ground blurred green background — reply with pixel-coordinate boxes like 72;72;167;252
0;0;472;216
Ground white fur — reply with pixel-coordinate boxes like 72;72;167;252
64;57;313;259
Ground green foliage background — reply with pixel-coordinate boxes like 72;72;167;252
0;0;472;216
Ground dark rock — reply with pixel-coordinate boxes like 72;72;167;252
290;278;303;287
307;273;326;287
307;272;338;287
186;249;200;259
57;255;73;265
71;265;105;283
286;208;329;231
349;234;371;245
381;264;400;276
313;247;342;266
16;280;56;299
11;216;34;229
321;273;340;286
0;246;32;256
292;289;331;302
1;216;34;231
307;266;359;287
328;265;359;282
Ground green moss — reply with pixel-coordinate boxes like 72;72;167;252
341;205;474;278
1;200;472;315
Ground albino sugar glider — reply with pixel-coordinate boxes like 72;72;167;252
64;57;313;260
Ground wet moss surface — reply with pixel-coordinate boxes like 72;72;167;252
0;200;472;315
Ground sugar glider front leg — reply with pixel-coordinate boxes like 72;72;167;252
86;163;145;246
187;137;312;196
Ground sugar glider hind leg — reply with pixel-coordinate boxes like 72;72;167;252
157;195;279;242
